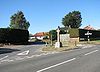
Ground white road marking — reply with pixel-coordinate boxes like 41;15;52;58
0;55;8;61
1;59;14;62
26;55;34;58
82;46;91;49
36;58;76;72
17;50;29;55
15;57;25;60
84;50;98;56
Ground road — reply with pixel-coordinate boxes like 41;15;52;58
0;45;100;72
0;45;45;63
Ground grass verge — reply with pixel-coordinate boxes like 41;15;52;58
42;45;77;52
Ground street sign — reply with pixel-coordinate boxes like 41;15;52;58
85;31;92;35
85;31;92;42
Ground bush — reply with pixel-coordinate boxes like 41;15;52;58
69;28;79;38
0;28;29;44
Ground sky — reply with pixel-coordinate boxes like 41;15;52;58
0;0;100;34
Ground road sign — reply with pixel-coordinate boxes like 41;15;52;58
85;31;92;42
85;31;92;35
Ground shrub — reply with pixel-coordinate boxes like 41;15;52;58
69;28;79;38
0;28;29;44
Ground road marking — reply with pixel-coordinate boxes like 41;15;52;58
84;50;98;56
15;57;25;60
0;55;8;61
36;58;76;72
1;59;14;62
17;50;29;55
82;46;93;49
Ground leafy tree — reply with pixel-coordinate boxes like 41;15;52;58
49;30;57;41
60;27;68;34
62;11;82;28
10;11;30;30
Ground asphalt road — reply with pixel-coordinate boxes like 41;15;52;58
0;45;100;72
0;45;44;63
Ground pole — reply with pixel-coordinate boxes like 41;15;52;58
88;35;90;42
57;29;60;42
51;34;53;46
87;31;90;42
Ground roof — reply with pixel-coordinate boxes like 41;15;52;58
33;32;45;37
84;25;95;30
33;32;48;37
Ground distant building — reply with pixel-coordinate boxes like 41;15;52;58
29;33;35;40
84;25;95;30
33;32;49;40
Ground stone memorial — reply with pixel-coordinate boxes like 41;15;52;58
55;26;62;48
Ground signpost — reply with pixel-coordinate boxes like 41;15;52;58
85;31;92;42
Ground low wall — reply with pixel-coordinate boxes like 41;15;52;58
70;37;79;43
60;34;70;46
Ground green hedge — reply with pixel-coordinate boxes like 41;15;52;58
0;28;29;44
69;28;79;38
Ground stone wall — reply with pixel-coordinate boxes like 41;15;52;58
60;34;70;46
70;37;79;43
60;34;79;46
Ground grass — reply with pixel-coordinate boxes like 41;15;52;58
42;40;100;52
94;40;100;42
42;44;77;52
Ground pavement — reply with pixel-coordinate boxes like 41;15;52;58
0;44;100;72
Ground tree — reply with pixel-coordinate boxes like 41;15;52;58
62;11;82;28
10;11;30;30
49;30;57;41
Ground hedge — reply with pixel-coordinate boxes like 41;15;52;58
69;28;79;38
0;28;29;44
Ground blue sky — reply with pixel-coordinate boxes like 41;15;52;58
0;0;100;34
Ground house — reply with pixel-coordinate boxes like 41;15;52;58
33;32;49;40
29;33;35;40
84;25;95;30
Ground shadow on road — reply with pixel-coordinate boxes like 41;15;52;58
0;48;20;54
29;42;46;45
